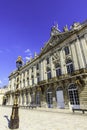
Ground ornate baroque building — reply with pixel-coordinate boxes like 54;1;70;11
5;20;87;109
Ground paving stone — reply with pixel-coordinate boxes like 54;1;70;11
0;106;87;130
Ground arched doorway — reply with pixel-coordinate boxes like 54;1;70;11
68;84;80;109
47;87;53;108
56;87;65;108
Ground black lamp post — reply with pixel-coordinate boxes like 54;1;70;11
9;56;23;129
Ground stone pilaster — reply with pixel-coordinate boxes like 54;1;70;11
75;38;85;68
11;80;13;91
34;65;37;84
80;37;87;65
84;33;87;44
40;61;44;81
50;56;55;78
60;49;67;74
43;59;47;80
70;41;79;70
27;91;30;104
29;68;32;86
18;75;20;89
19;93;22;106
23;92;27;106
41;85;48;108
21;73;24;88
25;71;27;87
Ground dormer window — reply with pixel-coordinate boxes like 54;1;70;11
64;46;69;55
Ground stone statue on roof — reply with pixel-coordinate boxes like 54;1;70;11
51;22;61;36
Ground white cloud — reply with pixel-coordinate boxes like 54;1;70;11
0;49;10;53
3;78;8;81
25;56;31;61
25;49;31;53
5;49;10;52
25;49;32;56
24;49;32;62
0;80;2;84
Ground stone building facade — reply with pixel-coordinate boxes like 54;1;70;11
0;87;8;105
5;20;87;109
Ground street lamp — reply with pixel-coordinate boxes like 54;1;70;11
9;56;23;129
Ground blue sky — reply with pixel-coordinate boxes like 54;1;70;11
0;0;87;88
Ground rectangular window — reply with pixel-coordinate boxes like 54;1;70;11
23;72;25;77
56;68;61;76
31;75;34;85
23;80;25;87
36;64;39;70
67;64;74;74
32;78;34;85
64;46;69;55
47;71;51;79
37;73;40;83
70;64;74;73
37;77;40;83
27;80;29;86
46;57;49;64
27;70;29;75
32;67;33;72
17;77;19;82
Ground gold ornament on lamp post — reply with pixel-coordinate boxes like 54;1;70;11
9;56;23;129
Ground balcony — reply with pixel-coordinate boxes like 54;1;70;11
72;68;87;76
30;68;87;86
38;80;47;85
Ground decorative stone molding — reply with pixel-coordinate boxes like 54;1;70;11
52;51;60;64
70;22;81;30
75;76;85;87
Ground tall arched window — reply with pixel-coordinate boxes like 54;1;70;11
68;84;80;107
36;90;41;107
47;87;53;108
66;59;74;74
